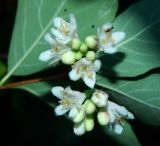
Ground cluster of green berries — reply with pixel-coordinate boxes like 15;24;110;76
61;35;98;65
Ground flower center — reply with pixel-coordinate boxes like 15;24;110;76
100;31;114;45
60;21;70;36
59;97;74;107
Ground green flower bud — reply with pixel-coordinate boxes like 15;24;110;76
75;51;83;60
73;108;85;123
97;110;110;126
85;35;97;49
80;43;88;53
85;116;94;132
72;38;81;50
86;51;96;61
85;100;96;114
61;51;75;65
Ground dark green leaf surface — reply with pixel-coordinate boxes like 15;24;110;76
96;74;160;126
104;121;141;146
100;0;160;77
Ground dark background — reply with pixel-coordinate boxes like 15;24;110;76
0;0;159;145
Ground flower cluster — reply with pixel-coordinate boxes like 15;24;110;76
52;87;134;135
39;14;134;136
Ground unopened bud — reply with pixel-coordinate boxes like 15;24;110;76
75;51;83;60
72;38;81;50
61;51;75;65
80;43;88;53
85;100;96;114
73;108;85;123
97;110;110;126
85;116;94;132
91;90;108;107
86;51;96;61
85;35;97;49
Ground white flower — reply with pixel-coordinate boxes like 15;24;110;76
39;33;70;64
107;101;134;134
51;13;78;44
51;86;86;118
91;90;108;107
97;22;125;54
69;58;102;89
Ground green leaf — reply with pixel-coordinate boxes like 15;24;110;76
0;61;6;78
17;82;52;97
17;79;87;97
96;74;160;126
7;0;118;77
100;0;160;77
104;121;141;146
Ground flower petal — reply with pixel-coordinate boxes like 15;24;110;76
103;46;117;54
127;112;135;119
102;23;112;31
69;69;81;81
81;58;91;65
44;33;55;45
112;32;125;44
107;102;116;123
69;107;78;118
54;105;69;116
109;101;134;119
93;60;102;72
83;72;96;89
73;121;85;136
113;124;123;134
69;13;77;29
51;86;64;99
51;28;64;40
53;17;69;29
39;50;53;62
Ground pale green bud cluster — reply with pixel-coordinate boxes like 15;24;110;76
61;35;98;65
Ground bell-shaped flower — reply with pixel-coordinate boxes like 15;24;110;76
51;13;79;44
52;86;86;118
97;22;125;54
91;90;108;107
69;58;102;89
39;33;70;64
107;101;134;134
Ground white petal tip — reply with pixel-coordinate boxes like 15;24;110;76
114;124;123;134
54;105;68;116
73;122;85;136
39;50;52;62
112;32;126;44
69;69;80;81
51;86;64;99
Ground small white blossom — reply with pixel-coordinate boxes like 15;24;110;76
107;101;134;134
69;58;102;89
51;86;86;118
97;22;125;54
91;90;108;107
51;14;78;44
39;33;70;64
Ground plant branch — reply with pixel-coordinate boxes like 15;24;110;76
0;72;67;90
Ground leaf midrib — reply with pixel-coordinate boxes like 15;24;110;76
0;0;67;85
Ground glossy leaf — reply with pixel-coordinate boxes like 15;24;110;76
100;0;160;77
8;0;118;76
96;74;160;126
104;121;141;146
